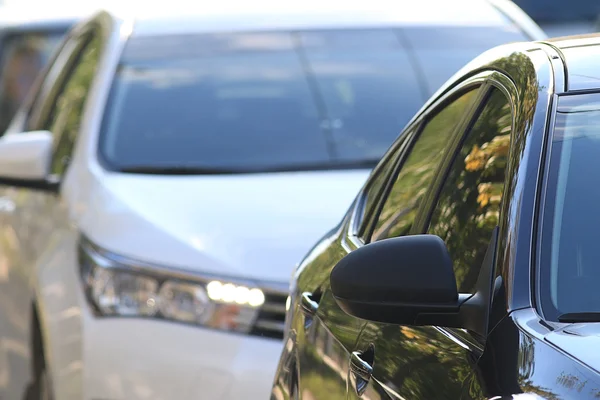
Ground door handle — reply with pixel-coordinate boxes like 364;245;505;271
350;350;374;396
300;292;319;316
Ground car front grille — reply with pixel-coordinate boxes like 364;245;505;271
251;289;288;340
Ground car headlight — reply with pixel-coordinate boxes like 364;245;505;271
79;236;267;334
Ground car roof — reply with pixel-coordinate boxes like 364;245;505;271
543;33;600;92
124;0;515;37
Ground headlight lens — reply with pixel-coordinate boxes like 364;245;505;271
80;239;268;334
90;267;159;317
158;281;213;324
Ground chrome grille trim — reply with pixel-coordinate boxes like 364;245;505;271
251;287;288;340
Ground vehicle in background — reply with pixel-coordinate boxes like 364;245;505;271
0;1;543;399
271;31;600;400
0;8;79;134
513;0;600;37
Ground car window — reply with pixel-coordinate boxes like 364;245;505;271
0;31;65;134
427;88;512;294
357;143;404;241
40;31;102;177
99;30;426;173
370;89;479;242
539;93;600;320
97;26;508;175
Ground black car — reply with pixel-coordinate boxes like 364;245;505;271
272;34;600;399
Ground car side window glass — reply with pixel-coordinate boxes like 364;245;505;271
371;89;478;241
41;32;101;177
427;88;512;294
0;32;64;135
357;142;404;240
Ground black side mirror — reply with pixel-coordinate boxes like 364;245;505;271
330;230;498;336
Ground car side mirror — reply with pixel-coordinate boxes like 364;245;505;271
0;130;57;192
331;231;498;337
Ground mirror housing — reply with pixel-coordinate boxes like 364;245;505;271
0;130;57;192
331;231;498;336
331;235;459;325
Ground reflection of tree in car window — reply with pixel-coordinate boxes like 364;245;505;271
371;89;478;241
428;89;512;294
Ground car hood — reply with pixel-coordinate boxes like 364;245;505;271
546;323;600;373
78;169;370;283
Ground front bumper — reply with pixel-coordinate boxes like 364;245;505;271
83;316;283;400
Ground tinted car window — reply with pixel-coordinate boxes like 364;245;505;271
98;27;519;174
99;31;423;173
428;89;511;294
358;142;405;240
371;89;478;241
540;94;600;319
0;31;64;134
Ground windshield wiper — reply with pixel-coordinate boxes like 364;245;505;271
119;166;240;175
558;312;600;323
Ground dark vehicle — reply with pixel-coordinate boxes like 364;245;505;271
0;10;78;134
272;34;600;399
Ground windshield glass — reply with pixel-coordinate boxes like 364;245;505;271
99;27;528;173
513;0;600;23
540;93;600;320
0;31;65;134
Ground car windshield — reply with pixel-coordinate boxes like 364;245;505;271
99;27;528;174
513;0;600;23
540;93;600;320
0;31;65;134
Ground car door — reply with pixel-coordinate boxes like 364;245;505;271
292;77;484;400
348;81;515;400
0;23;104;400
291;139;406;400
